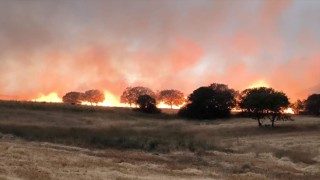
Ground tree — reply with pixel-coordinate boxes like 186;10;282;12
305;94;320;115
178;83;236;119
239;87;290;127
84;89;105;105
120;86;155;107
62;92;83;105
157;89;185;109
290;99;305;114
136;95;160;113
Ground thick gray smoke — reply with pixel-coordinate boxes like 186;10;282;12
0;0;319;101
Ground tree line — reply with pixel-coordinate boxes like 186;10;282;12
120;87;185;108
62;89;104;105
119;87;185;113
62;83;320;127
290;94;320;116
62;87;185;109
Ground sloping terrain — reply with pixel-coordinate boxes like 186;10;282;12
0;101;319;179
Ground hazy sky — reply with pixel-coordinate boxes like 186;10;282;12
0;0;319;101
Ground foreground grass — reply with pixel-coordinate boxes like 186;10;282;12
0;100;319;179
1;101;318;153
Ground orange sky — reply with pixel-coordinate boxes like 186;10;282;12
0;0;319;102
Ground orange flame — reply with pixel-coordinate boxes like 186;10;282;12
81;91;130;107
32;91;187;109
283;107;295;114
31;91;293;114
32;92;62;103
157;101;185;109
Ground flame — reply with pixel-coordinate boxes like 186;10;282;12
81;91;185;109
31;91;294;115
247;80;269;89
157;101;184;109
102;91;128;107
283;107;295;114
231;108;242;112
31;91;293;114
32;91;186;109
81;91;130;107
32;92;62;103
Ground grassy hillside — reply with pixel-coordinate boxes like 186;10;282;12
0;100;319;179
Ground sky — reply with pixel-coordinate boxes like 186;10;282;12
0;0;320;102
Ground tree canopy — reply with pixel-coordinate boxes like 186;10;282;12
290;99;305;114
239;87;290;127
305;94;320;115
62;92;83;105
178;83;236;119
84;89;105;105
120;86;155;106
136;95;160;113
157;89;185;109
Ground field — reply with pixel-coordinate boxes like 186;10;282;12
0;101;319;179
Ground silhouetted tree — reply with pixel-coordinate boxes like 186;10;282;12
136;95;161;113
178;83;236;119
84;89;105;105
290;99;305;114
305;94;320;115
62;92;83;105
157;89;185;109
239;87;290;127
233;90;242;110
120;86;155;107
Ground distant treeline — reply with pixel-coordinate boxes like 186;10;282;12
62;83;320;127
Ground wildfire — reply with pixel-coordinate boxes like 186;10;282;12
81;91;130;107
157;101;184;109
31;91;295;115
32;91;187;109
32;92;62;103
283;107;295;114
248;80;269;89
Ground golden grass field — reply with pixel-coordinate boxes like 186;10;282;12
0;100;319;179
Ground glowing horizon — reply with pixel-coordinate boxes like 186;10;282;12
29;79;275;107
32;91;183;109
247;80;270;89
32;92;62;103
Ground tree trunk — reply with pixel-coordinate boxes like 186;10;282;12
271;116;276;127
257;118;262;127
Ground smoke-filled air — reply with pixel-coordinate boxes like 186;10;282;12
1;0;320;105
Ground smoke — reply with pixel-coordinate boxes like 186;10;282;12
0;0;319;101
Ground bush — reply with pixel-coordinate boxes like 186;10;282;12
178;83;236;119
136;95;161;114
305;94;320;116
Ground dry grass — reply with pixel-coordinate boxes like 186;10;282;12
0;100;319;179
